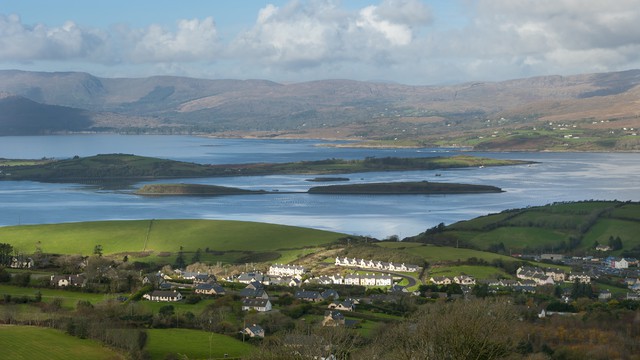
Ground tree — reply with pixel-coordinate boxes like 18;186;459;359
93;244;103;257
360;299;521;360
0;243;13;265
191;248;202;264
174;251;186;269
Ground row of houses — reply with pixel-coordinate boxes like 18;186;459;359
334;257;420;273
429;275;476;286
516;266;591;285
267;264;306;276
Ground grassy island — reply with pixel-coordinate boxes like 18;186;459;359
0;153;533;185
305;177;350;182
308;181;503;194
136;183;267;196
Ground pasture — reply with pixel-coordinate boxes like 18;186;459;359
0;219;345;257
145;328;254;359
0;325;124;360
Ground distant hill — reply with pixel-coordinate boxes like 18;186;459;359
0;94;92;135
1;69;639;150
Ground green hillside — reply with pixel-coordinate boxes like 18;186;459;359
0;325;124;360
0;219;345;256
407;201;640;256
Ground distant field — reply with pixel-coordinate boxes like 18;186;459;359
0;284;120;309
376;243;518;263
0;325;124;360
581;219;640;251
0;219;345;257
428;265;512;279
145;328;254;360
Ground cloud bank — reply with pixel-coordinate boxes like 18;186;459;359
1;0;639;84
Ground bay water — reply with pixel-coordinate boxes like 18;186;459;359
1;135;638;238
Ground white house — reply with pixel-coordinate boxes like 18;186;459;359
453;275;476;286
143;290;183;302
268;264;306;276
241;298;272;312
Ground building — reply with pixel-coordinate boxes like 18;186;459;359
241;298;272;312
143;290;183;302
268;264;306;276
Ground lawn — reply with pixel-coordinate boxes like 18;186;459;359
145;328;254;359
0;325;124;360
581;218;640;252
464;227;568;251
376;243;517;263
0;284;120;309
428;265;512;279
0;219;346;256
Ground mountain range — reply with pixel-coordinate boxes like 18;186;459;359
1;69;639;150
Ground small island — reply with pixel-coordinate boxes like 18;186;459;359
136;184;268;196
305;177;350;182
136;181;503;196
307;181;503;195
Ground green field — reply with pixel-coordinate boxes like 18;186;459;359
0;284;120;309
145;328;254;359
428;265;512;279
0;219;345;257
417;201;640;254
375;243;517;263
0;325;124;360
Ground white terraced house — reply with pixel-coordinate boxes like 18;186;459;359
334;256;420;273
267;263;306;276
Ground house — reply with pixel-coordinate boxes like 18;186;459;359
143;290;183;302
244;324;265;338
239;282;269;299
596;245;612;251
328;300;355;312
194;283;225;296
242;298;272;312
321;289;340;301
236;272;269;284
453;275;476;286
604;257;629;269
295;290;323;302
626;292;640;301
322;311;345;327
430;276;452;285
545;268;566;282
268;264;306;276
540;254;564;262
390;284;408;293
598;290;612;301
10;256;34;269
50;274;86;287
568;272;591;284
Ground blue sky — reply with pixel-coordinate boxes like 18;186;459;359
1;0;639;85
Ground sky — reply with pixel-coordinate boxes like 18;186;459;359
1;0;640;85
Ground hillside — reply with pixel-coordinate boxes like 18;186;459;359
405;200;640;257
0;69;639;150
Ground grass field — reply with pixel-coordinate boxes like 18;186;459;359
0;219;346;257
0;284;120;309
428;265;512;279
0;325;124;360
375;243;517;263
145;328;254;359
581;218;640;252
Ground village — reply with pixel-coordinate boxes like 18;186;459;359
17;250;635;340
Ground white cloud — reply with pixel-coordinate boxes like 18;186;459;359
1;1;640;84
125;17;219;63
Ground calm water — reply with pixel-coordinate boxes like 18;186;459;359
1;135;639;238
